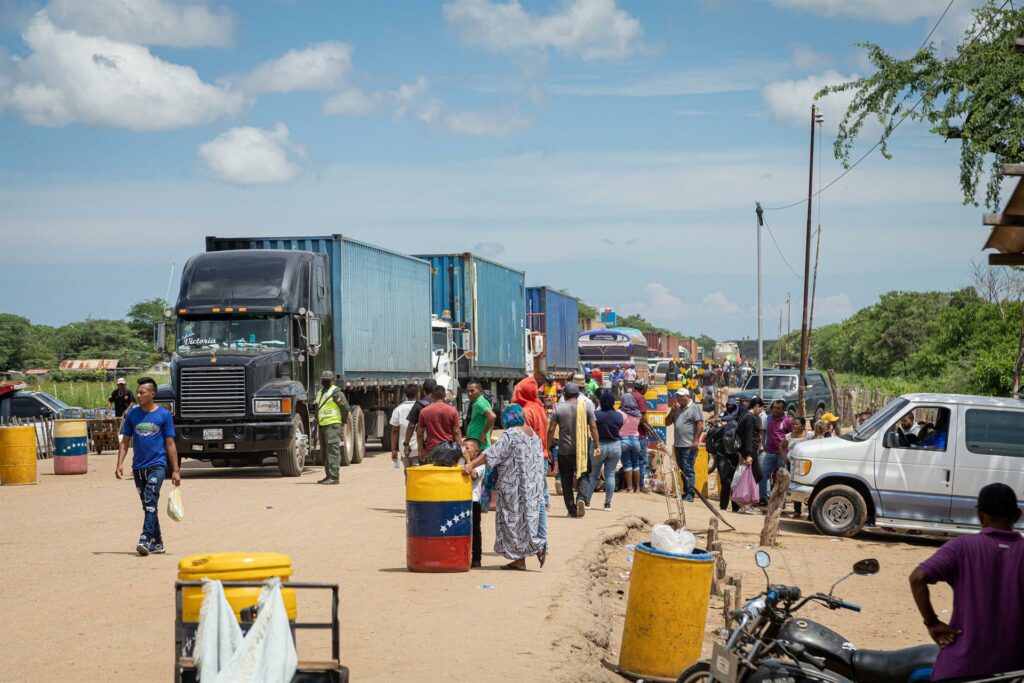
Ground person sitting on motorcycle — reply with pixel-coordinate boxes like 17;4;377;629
909;482;1024;681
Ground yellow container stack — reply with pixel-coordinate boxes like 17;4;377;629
177;552;297;622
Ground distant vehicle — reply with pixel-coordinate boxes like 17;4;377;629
730;369;833;421
789;393;1024;538
3;390;84;420
712;341;740;365
578;327;650;382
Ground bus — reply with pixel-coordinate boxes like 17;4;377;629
578;327;650;381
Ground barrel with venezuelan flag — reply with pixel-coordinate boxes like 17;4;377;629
53;419;88;475
406;465;472;572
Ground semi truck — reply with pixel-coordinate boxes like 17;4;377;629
159;235;432;476
416;252;529;415
526;286;579;378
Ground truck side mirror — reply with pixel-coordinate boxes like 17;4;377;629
307;317;321;355
883;431;901;449
532;334;545;356
154;321;166;352
461;329;471;350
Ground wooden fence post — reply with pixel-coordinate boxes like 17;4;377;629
759;469;791;547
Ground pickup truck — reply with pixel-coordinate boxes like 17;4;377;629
729;368;833;421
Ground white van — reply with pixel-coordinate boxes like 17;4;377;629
789;393;1024;537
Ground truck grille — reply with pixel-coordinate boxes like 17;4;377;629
179;366;246;418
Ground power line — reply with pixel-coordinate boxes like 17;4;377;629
763;0;995;212
760;212;802;278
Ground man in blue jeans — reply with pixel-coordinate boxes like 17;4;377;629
760;399;792;505
115;376;180;556
667;389;703;502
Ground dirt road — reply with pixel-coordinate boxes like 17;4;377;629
0;449;950;682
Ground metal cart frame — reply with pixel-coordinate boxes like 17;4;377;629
174;580;348;683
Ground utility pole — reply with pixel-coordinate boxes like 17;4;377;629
755;202;765;401
808;226;823;347
786;291;791;335
778;309;783;366
798;104;822;418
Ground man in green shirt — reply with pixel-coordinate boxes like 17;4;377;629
465;381;496;449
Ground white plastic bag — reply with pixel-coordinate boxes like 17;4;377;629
650;524;697;556
731;463;747;490
167;485;184;522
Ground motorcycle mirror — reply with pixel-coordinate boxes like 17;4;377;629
853;558;880;576
754;550;771;569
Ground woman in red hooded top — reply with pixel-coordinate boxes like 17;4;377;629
513;377;548;454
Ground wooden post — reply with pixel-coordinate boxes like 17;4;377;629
710;551;721;594
759;468;791;547
723;586;734;630
732;576;743;611
706;517;719;551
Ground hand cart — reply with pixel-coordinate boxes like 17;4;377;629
174;580;349;683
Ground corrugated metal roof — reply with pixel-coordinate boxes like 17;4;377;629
59;359;119;370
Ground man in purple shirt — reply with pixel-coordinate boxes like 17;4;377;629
759;399;792;505
910;483;1024;681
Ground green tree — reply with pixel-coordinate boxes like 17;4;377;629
577;301;598;320
820;1;1024;393
127;298;172;340
0;314;33;370
54;319;155;368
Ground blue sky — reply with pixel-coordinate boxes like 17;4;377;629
0;0;996;340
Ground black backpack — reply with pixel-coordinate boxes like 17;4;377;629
721;419;742;455
705;424;725;457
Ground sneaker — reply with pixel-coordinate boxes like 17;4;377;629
317;477;340;485
603;503;611;511
576;500;586;518
151;543;166;554
136;542;151;556
683;496;695;503
471;559;481;568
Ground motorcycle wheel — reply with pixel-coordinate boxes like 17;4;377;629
676;661;712;683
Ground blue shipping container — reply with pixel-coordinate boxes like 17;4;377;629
526;286;579;374
416;253;525;377
206;235;432;383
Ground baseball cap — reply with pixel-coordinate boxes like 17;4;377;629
675;388;690;397
321;370;335;381
976;482;1019;519
116;377;126;385
821;412;839;422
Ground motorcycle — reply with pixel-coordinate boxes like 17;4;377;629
677;551;938;683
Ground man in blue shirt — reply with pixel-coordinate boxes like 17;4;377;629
116;376;180;556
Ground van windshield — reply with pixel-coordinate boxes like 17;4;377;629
849;397;909;441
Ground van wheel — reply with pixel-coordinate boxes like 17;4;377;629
811;485;867;537
277;413;307;477
351;407;365;464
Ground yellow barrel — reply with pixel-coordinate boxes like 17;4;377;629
53;419;88;475
0;426;38;485
666;381;683;391
177;552;297;622
619;543;714;680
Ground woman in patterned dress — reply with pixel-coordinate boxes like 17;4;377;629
463;404;547;570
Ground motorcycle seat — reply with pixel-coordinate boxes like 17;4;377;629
851;644;938;683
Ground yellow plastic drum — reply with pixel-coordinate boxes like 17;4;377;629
667;381;683;391
618;543;714;680
177;552;297;622
0;426;38;485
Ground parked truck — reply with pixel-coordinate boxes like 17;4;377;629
160;235;432;476
416;253;527;415
526;286;579;378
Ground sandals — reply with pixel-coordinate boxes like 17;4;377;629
538;546;548;568
501;561;527;571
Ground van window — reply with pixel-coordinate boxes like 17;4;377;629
965;409;1024;458
886;406;951;451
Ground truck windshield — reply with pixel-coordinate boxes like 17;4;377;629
177;315;289;354
849;397;909;441
431;328;447;354
744;375;797;391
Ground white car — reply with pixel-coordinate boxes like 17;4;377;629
789;393;1024;538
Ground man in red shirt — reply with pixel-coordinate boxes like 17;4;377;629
416;384;463;455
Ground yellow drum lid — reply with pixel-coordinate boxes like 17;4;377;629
178;552;293;580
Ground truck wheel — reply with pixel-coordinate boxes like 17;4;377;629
340;417;354;467
277;413;308;477
351;407;365;464
811;484;867;537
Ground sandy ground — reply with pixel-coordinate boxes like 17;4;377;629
0;448;950;682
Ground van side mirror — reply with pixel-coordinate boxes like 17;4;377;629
307;317;321;355
154;321;166;352
884;432;901;448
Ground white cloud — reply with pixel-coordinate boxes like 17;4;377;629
770;0;945;23
443;0;643;60
790;44;830;70
3;14;241;130
442;104;533;138
547;60;788;97
198;123;306;185
234;42;352;95
811;293;853;320
45;0;234;48
321;75;428;118
624;283;742;328
761;70;857;132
